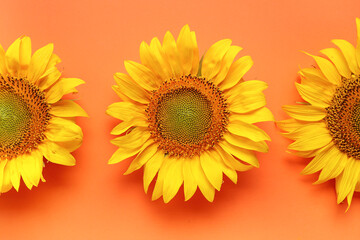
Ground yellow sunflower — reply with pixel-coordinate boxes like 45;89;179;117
279;18;360;209
107;25;273;203
0;36;87;193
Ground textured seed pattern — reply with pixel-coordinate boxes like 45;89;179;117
146;75;229;158
325;76;360;160
0;75;51;160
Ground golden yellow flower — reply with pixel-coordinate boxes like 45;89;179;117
279;18;360;210
107;25;273;203
0;36;87;193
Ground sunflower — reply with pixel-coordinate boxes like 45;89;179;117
279;18;360;209
107;25;273;203
0;37;87;193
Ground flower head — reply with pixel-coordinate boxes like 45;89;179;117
279;18;360;210
108;25;272;202
0;36;87;193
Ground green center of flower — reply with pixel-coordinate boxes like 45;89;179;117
0;90;32;147
0;75;51;160
325;76;360;159
147;75;229;158
157;88;212;145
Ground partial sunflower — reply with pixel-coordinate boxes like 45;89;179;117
107;25;273;203
279;18;360;210
0;37;87;193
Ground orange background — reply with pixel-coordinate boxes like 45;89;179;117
0;0;360;239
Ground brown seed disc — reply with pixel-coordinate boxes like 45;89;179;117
0;75;50;160
325;76;360;159
146;75;229;158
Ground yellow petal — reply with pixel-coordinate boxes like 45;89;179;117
280;122;326;140
110;127;150;148
45;117;83;143
0;160;8;193
111;85;133;103
140;39;172;81
201;39;232;80
18;151;44;188
225;80;268;102
223;132;268;153
38;68;62;91
124;60;160;91
39;141;76;166
27;43;54;84
200;150;223;191
213;46;242;85
1;161;13;193
19;36;32;75
282;105;326;121
332;39;360;75
190;31;200;75
219;56;253;90
190;155;215;202
356;18;360;68
8;159;21;191
38;54;62;90
110;117;148;135
336;158;360;205
295;82;331;108
183;158;197;201
50;100;88;117
143;150;165;194
229;107;274;124
301;143;334;175
292;149;319;158
288;130;332;152
215;145;253;172
162;31;183;78
56;137;83;153
357;18;360;47
316;150;347;184
227;120;271;142
304;52;341;85
124;142;158;175
299;68;336;93
40;53;62;78
176;25;194;75
320;48;352;78
151;38;174;79
229;92;266;113
151;157;169;201
276;118;306;133
0;43;7;76
114;73;150;104
222;164;238;184
108;146;141;165
163;158;184;203
46;78;85;104
5;37;20;76
219;141;260;167
106;101;145;121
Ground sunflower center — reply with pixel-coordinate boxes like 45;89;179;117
0;75;51;160
157;88;212;145
325;76;360;159
147;75;229;158
0;90;32;147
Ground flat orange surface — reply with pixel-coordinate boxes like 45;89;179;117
0;0;360;239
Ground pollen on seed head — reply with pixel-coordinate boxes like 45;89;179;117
146;75;229;158
0;75;50;160
325;76;360;159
